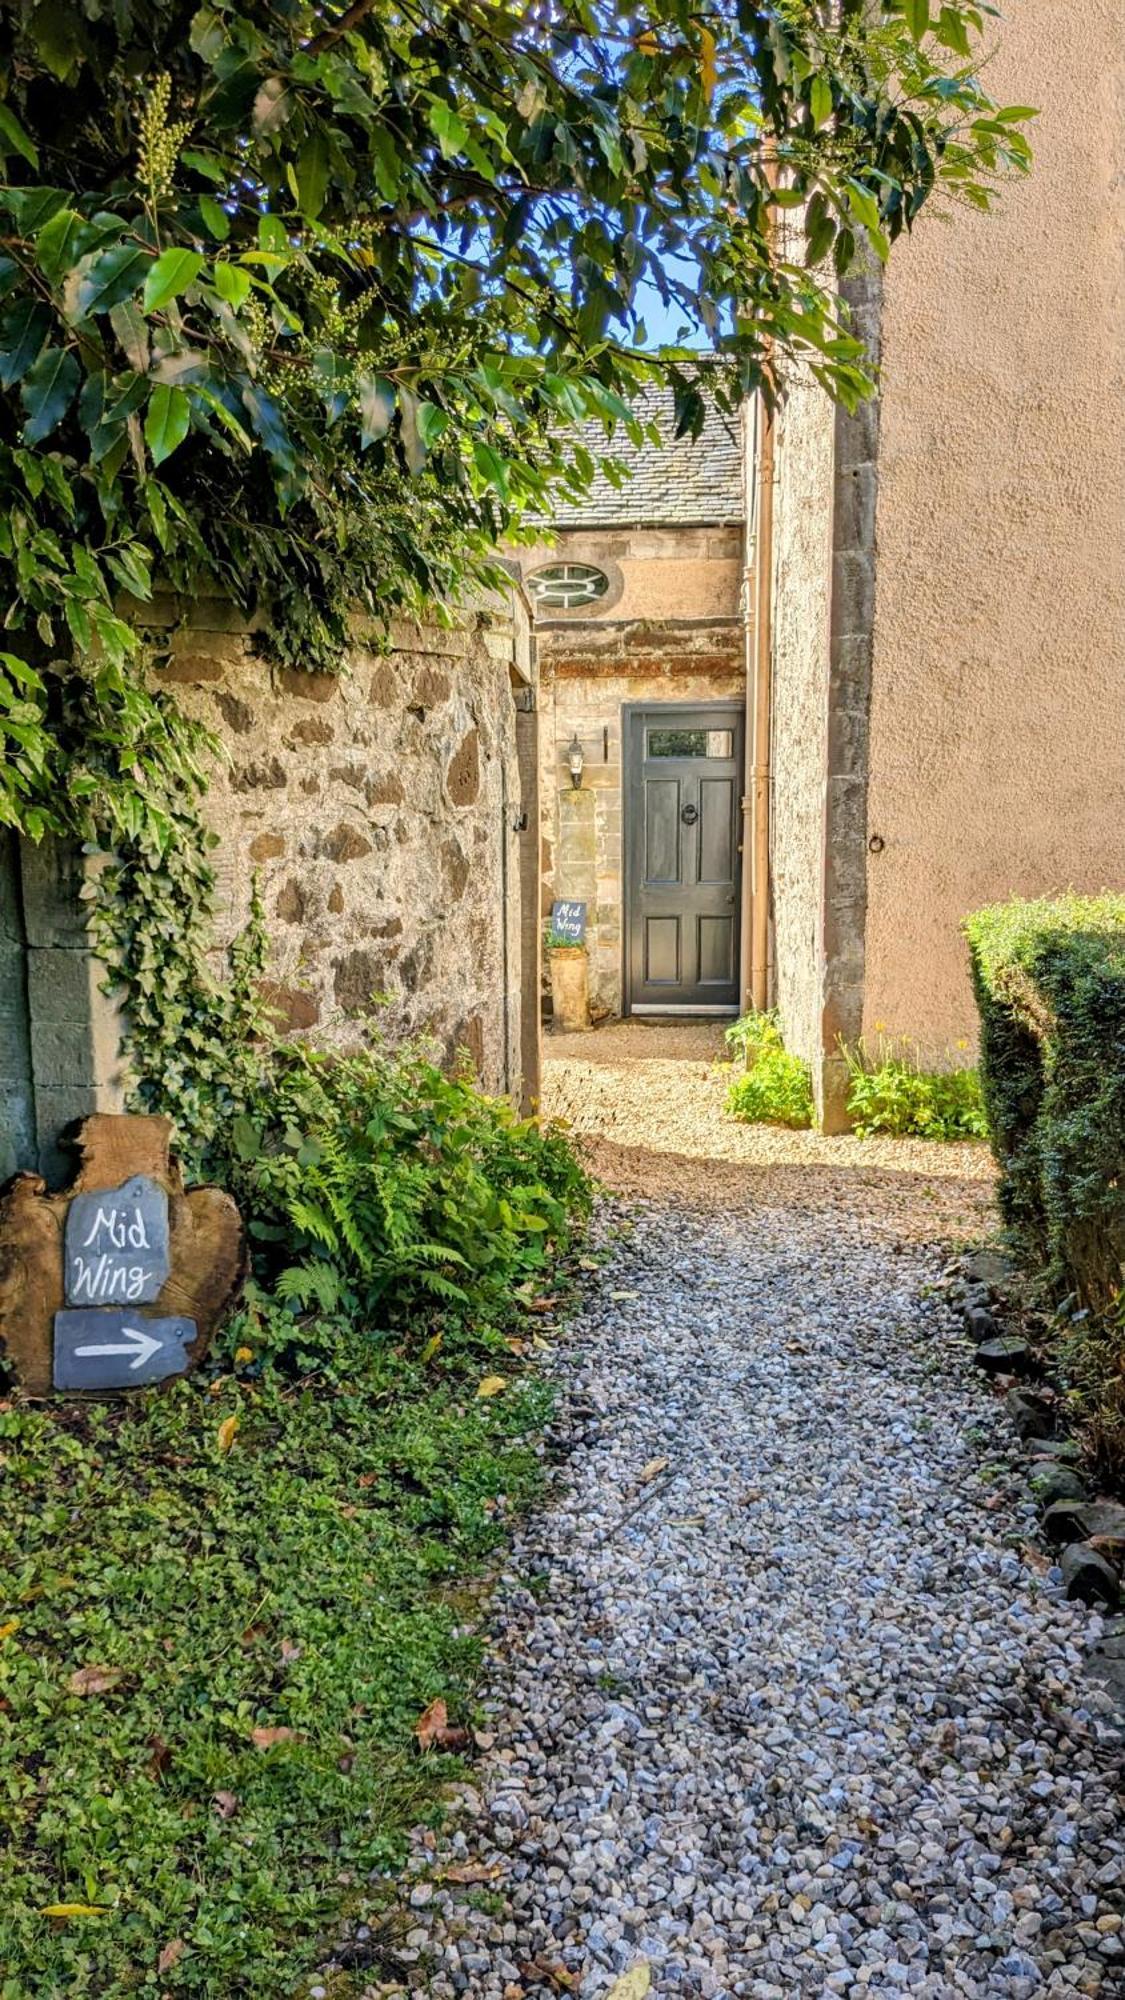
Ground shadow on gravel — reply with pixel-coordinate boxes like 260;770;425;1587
576;1135;996;1245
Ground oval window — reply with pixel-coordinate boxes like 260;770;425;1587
528;562;610;611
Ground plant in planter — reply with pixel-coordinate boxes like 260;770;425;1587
545;926;591;1034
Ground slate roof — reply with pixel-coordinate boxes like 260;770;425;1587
551;385;746;527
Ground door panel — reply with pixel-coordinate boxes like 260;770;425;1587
625;704;744;1013
645;915;681;985
697;776;737;885
698;914;735;987
644;778;682;884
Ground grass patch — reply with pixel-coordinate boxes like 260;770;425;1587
0;1305;558;1997
0;1037;592;1996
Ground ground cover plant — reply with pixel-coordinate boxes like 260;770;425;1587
965;893;1125;1478
0;1306;558;1997
724;1011;814;1129
843;1037;988;1140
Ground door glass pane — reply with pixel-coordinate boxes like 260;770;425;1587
648;727;733;759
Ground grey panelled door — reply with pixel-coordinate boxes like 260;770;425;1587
625;705;744;1013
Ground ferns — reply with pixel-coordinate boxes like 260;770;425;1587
212;1038;591;1329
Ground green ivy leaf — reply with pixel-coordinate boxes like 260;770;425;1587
213;262;252;309
20;346;80;443
143;248;205;313
66;241;151;321
144;383;191;466
0;103;39;168
903;0;930;42
0;298;51;388
357;374;396;447
34;206;87;284
199;195;231;242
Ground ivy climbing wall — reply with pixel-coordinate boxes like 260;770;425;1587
142;592;533;1100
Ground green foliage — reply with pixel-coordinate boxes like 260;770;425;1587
213;1039;593;1328
0;0;1032;850
0;1305;555;1996
965;894;1125;1312
843;1038;988;1140
725;1011;814;1129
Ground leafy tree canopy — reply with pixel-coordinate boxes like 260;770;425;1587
0;0;1030;847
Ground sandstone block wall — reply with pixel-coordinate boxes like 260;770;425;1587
145;595;532;1099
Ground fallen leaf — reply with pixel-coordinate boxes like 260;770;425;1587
639;1457;668;1485
520;1961;576;1992
67;1665;125;1697
415;1697;470;1753
741;1489;763;1505
442;1860;505;1885
340;1503;358;1518
279;1638;301;1663
504;1336;527;1355
667;1515;706;1527
419;1332;443;1365
606;1969;652;2000
415;1697;449;1749
148;1733;172;1778
0;1618;18;1641
357;1472;377;1488
529;1293;557;1312
211;1790;239;1819
1020;1541;1051;1575
250;1725;301;1749
217;1414;240;1454
610;1290;638;1301
157;1939;186;1974
40;1902;110;1918
476;1375;507;1399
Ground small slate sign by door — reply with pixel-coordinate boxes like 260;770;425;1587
53;1310;197;1391
65;1176;171;1306
550;899;587;944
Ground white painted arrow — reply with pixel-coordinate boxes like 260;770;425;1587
74;1324;164;1371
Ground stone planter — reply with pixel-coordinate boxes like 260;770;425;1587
548;945;590;1033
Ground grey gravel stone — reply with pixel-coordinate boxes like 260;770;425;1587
392;1059;1121;1999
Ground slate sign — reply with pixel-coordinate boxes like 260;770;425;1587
550;899;587;944
53;1309;197;1392
65;1175;171;1307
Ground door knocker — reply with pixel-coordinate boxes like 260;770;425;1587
680;803;699;826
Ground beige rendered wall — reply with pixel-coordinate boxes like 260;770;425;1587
768;368;835;1065
862;0;1125;1056
142;594;531;1098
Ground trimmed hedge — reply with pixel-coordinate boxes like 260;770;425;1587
964;894;1125;1310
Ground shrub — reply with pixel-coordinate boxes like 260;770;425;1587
209;1038;592;1335
725;1013;813;1129
843;1039;989;1141
964;893;1125;1311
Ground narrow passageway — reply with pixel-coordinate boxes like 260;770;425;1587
403;1029;1123;1999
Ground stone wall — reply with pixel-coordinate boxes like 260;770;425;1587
516;524;743;625
768;365;835;1072
539;621;744;1019
148;594;533;1098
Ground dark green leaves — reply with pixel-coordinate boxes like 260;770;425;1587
66;240;151;321
144;383;191;465
20;345;79;441
0;298;50;387
143;247;205;312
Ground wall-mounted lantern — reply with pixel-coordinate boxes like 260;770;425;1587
567;733;585;788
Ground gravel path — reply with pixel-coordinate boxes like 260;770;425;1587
390;1035;1123;2000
